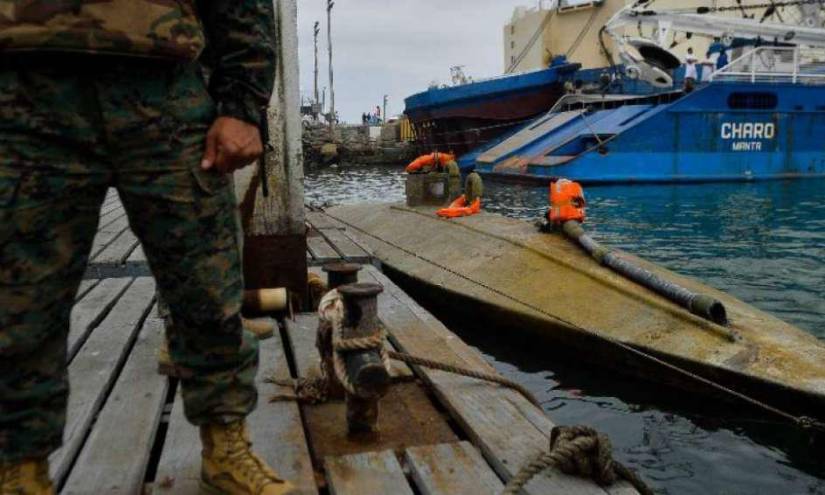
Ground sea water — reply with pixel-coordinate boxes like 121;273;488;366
305;166;825;494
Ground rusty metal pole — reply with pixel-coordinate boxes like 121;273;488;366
337;283;390;434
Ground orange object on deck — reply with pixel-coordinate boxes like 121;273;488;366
436;195;482;218
406;152;456;173
547;179;586;224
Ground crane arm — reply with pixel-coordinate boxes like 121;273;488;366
605;7;825;48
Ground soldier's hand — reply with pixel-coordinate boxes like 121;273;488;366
201;117;264;174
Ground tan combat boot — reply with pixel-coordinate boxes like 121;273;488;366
0;459;54;495
200;422;295;495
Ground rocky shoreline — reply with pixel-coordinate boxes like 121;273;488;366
303;121;418;170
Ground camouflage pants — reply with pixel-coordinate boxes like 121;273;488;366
0;59;258;461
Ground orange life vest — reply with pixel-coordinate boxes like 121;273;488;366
547;179;586;224
436;195;481;218
406;152;457;173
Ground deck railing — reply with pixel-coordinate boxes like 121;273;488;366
710;46;825;85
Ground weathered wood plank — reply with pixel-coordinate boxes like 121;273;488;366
305;211;341;231
287;314;412;381
325;450;413;495
68;277;133;361
93;230;140;265
62;312;168;495
127;244;147;263
405;441;504;495
50;277;156;486
321;228;370;262
75;279;99;301
307;234;340;263
153;328;318;495
361;266;615;495
89;220;130;262
97;210;130;234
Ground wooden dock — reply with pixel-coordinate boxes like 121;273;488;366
60;191;637;495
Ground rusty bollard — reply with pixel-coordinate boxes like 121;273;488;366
323;263;362;289
337;282;391;435
317;263;364;400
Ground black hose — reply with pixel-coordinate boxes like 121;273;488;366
562;221;729;327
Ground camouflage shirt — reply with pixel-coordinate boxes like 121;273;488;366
0;0;275;125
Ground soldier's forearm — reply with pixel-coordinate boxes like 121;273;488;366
199;0;276;126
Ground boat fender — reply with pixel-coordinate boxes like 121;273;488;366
547;179;586;225
465;172;484;203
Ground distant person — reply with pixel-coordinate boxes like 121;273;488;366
684;48;698;91
362;112;367;124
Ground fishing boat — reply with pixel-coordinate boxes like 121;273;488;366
323;202;825;420
469;5;825;184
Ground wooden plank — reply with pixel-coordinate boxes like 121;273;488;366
93;230;140;265
325;450;413;495
153;328;318;495
288;314;412;381
50;277;156;486
68;277;133;361
321;228;370;262
360;266;616;495
89;220;130;261
98;210;130;234
305;211;341;231
75;279;99;301
62;312;168;495
127;244;147;263
307;234;340;263
405;441;504;495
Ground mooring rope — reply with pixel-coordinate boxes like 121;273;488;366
322;209;825;433
270;289;541;407
503;426;654;495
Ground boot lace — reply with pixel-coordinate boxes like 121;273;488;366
223;423;282;492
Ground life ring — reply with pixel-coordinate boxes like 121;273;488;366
406;152;457;173
437;195;482;218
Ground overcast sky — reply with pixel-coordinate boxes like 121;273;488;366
297;1;534;122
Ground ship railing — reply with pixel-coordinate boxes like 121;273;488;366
710;46;825;85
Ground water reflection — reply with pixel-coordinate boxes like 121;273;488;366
304;165;825;494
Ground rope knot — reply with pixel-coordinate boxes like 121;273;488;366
503;425;653;495
548;426;616;486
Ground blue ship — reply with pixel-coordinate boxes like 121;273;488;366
465;48;825;184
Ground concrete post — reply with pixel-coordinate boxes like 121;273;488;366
234;0;308;308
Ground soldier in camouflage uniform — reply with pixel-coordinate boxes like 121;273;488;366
0;2;294;494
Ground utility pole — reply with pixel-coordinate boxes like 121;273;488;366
383;94;388;125
313;22;320;105
313;21;320;115
327;0;336;138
